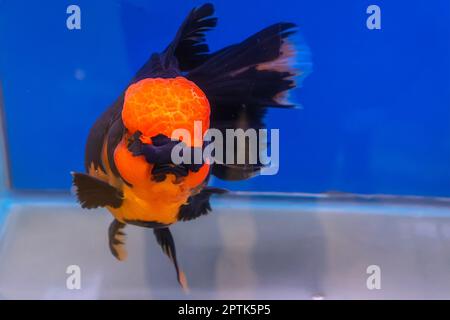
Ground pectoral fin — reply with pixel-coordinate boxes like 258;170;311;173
71;172;123;209
178;187;227;221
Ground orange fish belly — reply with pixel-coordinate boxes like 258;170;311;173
104;139;209;225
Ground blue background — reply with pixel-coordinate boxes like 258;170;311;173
0;0;449;196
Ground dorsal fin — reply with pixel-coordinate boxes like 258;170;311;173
132;3;217;81
166;3;217;71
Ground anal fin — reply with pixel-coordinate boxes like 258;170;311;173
153;227;189;292
108;219;128;261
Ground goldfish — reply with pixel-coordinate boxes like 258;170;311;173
71;3;310;291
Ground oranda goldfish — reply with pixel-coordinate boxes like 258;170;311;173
71;3;310;291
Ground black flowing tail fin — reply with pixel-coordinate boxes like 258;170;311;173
187;22;312;180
